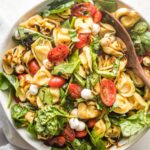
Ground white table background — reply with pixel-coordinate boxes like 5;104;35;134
0;0;150;149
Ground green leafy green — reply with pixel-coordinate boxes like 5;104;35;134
91;35;101;51
69;29;79;42
34;106;69;137
38;87;53;105
42;0;74;17
119;110;150;137
131;21;148;34
74;73;86;87
11;104;28;127
52;61;80;78
98;0;117;12
140;31;150;50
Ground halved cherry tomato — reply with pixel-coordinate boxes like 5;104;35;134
48;44;69;63
75;130;88;138
87;119;97;128
48;76;65;88
44;136;66;147
62;125;75;142
100;78;116;107
72;2;102;23
75;34;90;49
17;74;25;80
93;10;103;23
29;60;40;75
69;83;82;99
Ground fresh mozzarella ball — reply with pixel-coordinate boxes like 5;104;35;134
29;84;39;95
69;118;80;129
81;89;93;100
92;23;100;35
143;56;150;67
71;108;78;117
14;30;20;40
76;121;86;131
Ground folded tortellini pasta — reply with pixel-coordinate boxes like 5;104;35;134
116;72;135;97
79;46;93;74
113;8;140;29
17;74;32;101
32;66;52;86
128;92;147;110
2;45;26;74
74;17;93;33
77;101;101;119
144;87;150;100
49;87;60;104
113;94;132;114
127;70;144;87
100;33;127;57
31;37;52;66
20;15;43;31
22;50;34;67
100;23;116;36
53;27;71;45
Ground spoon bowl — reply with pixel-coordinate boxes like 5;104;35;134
103;10;150;89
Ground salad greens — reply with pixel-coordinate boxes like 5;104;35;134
11;104;28;127
42;0;75;17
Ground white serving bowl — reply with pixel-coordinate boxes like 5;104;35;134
0;0;149;150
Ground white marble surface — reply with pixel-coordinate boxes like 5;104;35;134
0;0;150;149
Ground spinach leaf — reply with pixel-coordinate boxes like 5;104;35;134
38;87;53;105
131;21;148;34
52;61;80;78
14;27;52;49
119;110;150;137
91;35;101;51
0;72;19;91
34;106;69;137
98;0;117;12
11;104;28;127
140;31;150;50
42;0;74;17
74;73;86;87
69;29;79;42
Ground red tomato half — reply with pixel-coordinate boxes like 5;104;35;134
48;44;69;63
45;136;66;147
72;2;102;23
100;78;116;107
62;125;75;142
75;130;88;138
29;60;40;75
69;83;82;99
48;76;65;88
87;119;97;128
75;34;90;49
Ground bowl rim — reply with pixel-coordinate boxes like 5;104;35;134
0;0;149;150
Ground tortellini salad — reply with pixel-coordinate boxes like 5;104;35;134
1;0;150;149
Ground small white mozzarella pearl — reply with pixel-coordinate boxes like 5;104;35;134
76;121;86;131
14;30;20;40
143;56;150;67
92;23;100;35
81;89;93;100
69;118;80;129
71;108;78;117
29;84;39;95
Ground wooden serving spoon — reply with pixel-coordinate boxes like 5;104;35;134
103;11;150;89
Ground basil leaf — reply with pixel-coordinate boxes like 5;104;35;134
69;29;79;42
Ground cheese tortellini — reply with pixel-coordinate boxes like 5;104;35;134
31;38;52;66
116;72;135;97
114;8;140;29
100;33;127;57
77;101;101;119
53;27;71;45
32;66;52;86
2;45;26;74
113;94;132;114
79;46;93;74
128;92;147;110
